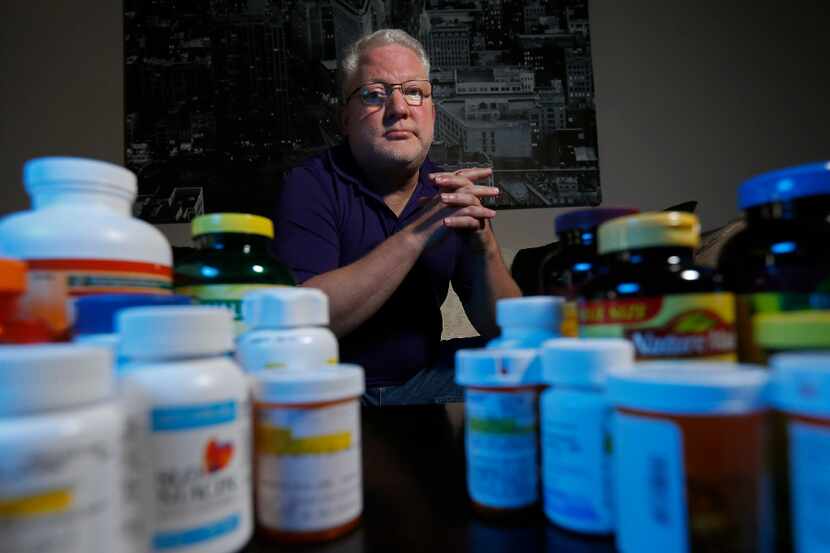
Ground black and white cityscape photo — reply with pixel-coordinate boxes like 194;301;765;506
125;0;600;223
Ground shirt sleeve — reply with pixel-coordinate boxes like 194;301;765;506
271;166;340;283
449;235;478;307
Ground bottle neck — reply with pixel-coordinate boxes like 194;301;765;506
195;233;272;253
745;195;830;224
32;187;133;214
603;245;695;266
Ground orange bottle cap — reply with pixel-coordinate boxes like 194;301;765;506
0;258;26;294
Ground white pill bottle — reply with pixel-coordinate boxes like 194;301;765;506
118;306;253;553
0;344;123;553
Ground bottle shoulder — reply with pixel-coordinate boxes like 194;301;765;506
579;263;726;299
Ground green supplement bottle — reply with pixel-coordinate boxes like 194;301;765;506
175;213;294;334
578;212;737;361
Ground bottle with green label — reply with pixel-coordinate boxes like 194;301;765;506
175;213;295;334
578;212;737;361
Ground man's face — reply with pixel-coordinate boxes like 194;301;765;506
341;44;435;176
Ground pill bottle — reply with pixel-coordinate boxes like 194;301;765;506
579;212;737;361
455;348;544;516
0;157;173;339
252;365;364;543
539;337;634;535
175;213;295;335
753;310;830;364
771;353;830;553
487;296;563;348
0;344;122;553
543;208;639;337
0;256;51;343
118;306;252;553
607;363;770;553
237;287;338;373
717;162;830;363
73;293;193;354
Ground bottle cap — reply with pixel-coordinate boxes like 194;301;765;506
0;258;26;294
599;212;700;254
555;207;640;234
771;353;830;418
456;348;542;387
192;213;274;238
119;305;234;360
754;311;830;350
74;294;192;336
24;157;137;200
253;365;365;404
739;161;830;209
541;338;634;387
242;287;328;329
496;296;563;329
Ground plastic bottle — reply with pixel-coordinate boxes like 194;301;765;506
252;365;365;542
487;296;563;348
118;306;252;553
717;162;830;363
579;212;737;361
174;213;295;335
455;348;544;516
539;337;634;535
608;363;769;553
0;344;122;553
0;157;173;339
237;287;338;373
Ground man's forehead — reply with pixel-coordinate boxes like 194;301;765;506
357;44;427;81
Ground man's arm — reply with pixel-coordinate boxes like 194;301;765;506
303;176;499;337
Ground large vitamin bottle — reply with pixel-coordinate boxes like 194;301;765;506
175;213;294;334
717;162;830;363
0;157;173;339
579;212;737;361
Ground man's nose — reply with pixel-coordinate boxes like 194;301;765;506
386;88;409;117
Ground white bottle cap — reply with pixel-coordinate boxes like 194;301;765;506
771;353;830;419
541;338;634;388
24;157;137;199
496;296;563;329
607;362;769;415
455;348;542;387
253;365;365;404
242;287;329;328
118;305;234;360
0;344;113;416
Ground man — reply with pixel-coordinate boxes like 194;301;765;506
273;29;520;405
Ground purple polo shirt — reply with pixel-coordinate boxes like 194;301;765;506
272;143;477;388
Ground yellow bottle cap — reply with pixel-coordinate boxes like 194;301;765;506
754;311;830;350
191;213;274;239
0;258;26;294
598;212;700;254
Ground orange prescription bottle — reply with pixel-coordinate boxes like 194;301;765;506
607;363;770;553
252;366;365;543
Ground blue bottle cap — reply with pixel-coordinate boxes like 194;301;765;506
73;294;192;336
555;207;639;234
739;161;830;209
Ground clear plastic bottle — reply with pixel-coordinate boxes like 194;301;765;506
0;157;173;339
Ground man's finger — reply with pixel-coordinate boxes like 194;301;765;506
436;180;500;197
443;215;485;229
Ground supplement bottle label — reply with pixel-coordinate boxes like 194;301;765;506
175;284;281;335
789;419;830;553
254;401;362;532
150;399;251;550
541;396;613;532
21;259;172;338
465;389;538;509
614;413;688;553
736;291;830;363
0;425;120;553
579;292;737;360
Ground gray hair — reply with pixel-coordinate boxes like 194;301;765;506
337;29;431;101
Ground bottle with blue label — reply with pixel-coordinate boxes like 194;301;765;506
118;306;252;553
487;296;563;349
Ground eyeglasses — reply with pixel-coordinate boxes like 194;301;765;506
345;80;433;107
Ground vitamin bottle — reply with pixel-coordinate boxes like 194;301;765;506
771;353;830;553
0;344;122;553
455;348;544;516
0;157;173;339
608;363;770;553
579;212;737;361
754;310;830;364
487;296;563;348
539;337;634;535
174;213;294;334
0;256;51;343
252;365;365;542
118;306;252;553
718;161;830;363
